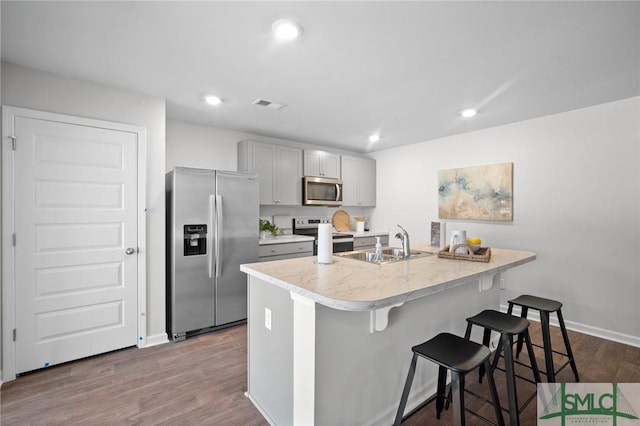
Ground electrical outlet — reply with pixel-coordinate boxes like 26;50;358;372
265;307;272;330
500;277;506;290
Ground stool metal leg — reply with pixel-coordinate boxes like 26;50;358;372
464;322;473;339
436;365;447;419
484;358;505;426
451;371;465;426
515;307;528;358
501;333;520;426
478;328;491;383
394;353;418;426
557;310;580;382
539;310;555;382
523;329;542;383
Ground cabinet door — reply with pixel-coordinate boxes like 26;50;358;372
303;150;322;177
357;158;376;206
249;143;277;205
303;150;340;178
340;155;359;206
276;146;302;205
321;153;341;179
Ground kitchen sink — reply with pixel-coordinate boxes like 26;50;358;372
335;248;433;264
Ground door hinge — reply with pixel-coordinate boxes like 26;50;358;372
13;329;16;342
9;135;16;150
12;233;16;246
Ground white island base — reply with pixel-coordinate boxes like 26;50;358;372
241;246;536;425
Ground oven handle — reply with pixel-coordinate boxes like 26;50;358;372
333;237;354;243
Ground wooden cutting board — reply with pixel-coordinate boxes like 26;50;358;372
332;210;353;231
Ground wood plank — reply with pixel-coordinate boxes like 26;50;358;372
1;322;639;425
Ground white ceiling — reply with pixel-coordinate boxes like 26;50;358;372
2;1;639;153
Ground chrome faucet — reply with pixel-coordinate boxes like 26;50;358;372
395;225;410;258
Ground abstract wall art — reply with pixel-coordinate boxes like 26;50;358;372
438;162;513;221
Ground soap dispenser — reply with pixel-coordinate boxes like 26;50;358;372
372;236;384;263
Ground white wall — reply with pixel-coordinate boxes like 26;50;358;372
1;62;168;346
371;97;640;344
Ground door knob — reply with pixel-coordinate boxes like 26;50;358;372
126;248;136;255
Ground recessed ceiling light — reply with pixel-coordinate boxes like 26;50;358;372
461;109;477;118
272;19;302;41
368;134;380;143
204;95;223;106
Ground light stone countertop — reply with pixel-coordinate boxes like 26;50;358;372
258;234;315;245
241;244;536;311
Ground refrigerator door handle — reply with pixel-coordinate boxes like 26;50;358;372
208;194;215;279
215;194;223;278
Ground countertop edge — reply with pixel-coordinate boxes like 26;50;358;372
241;250;537;312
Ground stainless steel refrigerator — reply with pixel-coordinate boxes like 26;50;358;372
166;167;259;342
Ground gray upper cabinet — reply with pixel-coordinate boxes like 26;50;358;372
238;140;302;205
341;155;376;207
303;150;341;179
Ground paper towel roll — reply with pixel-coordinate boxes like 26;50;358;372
317;223;333;264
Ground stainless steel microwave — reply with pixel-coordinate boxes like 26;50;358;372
302;176;343;206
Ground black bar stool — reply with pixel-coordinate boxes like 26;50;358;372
465;310;541;426
394;332;504;426
507;294;579;382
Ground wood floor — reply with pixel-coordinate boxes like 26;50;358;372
1;321;639;425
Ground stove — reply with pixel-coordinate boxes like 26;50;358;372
293;217;354;254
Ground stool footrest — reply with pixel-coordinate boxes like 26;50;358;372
493;365;538;386
530;341;570;358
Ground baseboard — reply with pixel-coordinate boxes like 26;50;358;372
245;391;276;426
500;304;640;348
364;376;438;426
144;332;169;348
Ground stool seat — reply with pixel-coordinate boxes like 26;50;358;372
395;333;504;426
508;294;579;383
412;332;492;373
466;310;530;336
509;294;562;312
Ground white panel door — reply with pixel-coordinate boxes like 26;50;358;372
13;116;138;374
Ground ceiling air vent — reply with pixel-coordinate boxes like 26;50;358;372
252;98;287;110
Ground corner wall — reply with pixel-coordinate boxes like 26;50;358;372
1;62;167;347
371;97;640;344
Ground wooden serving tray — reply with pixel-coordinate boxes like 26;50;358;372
332;210;353;231
438;245;492;262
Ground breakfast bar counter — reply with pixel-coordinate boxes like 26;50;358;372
240;244;536;425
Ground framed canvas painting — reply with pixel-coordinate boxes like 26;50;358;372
438;162;513;221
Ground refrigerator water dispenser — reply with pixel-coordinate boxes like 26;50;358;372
183;224;207;256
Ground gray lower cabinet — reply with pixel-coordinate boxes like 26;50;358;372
259;241;314;261
353;235;389;250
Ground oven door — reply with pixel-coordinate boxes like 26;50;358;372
309;238;353;254
332;240;353;253
303;176;343;206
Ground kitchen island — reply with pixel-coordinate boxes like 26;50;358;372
240;244;536;426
